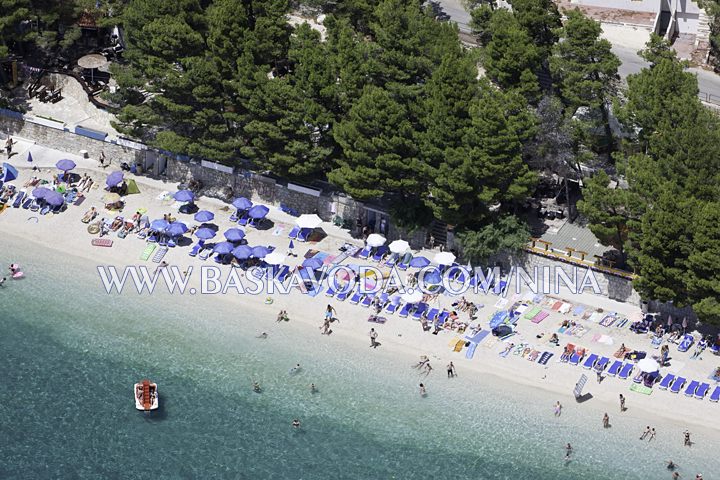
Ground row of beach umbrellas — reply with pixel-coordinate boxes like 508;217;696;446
365;233;455;265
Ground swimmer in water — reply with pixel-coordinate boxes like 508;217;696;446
419;383;426;396
667;460;677;470
292;419;301;428
253;382;261;393
310;383;317;393
256;332;268;339
0;277;6;287
564;443;573;461
290;364;301;374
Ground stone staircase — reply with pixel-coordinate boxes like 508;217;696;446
697;8;712;46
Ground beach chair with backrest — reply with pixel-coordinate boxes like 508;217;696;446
582;354;599;369
569;349;585;366
684;380;700;397
594;357;610;372
398;302;413;318
657;374;675;390
670;377;686;394
426;308;440;322
607;360;623;377
618;363;634;380
349;287;364;304
372;246;388;262
288;226;300;239
198;247;211;260
297;228;312;242
411;303;428;320
361;292;376;307
358;245;372;259
188;242;203;257
276;265;291;282
710;386;720;402
397;255;411;270
335;286;351;302
694;382;710;399
385;297;401;314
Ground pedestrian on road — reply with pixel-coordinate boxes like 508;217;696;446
369;328;378;348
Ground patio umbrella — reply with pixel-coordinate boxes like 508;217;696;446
252;246;270;258
248;204;269;219
44;191;65;206
213;242;235;254
150;219;169;232
296;214;322;229
103;192;121;203
195;227;216;240
423;269;443;285
637;358;660;373
174;190;195;203
409;256;430;268
27;151;33;163
32;186;51;199
389;239;410;254
194;210;214;222
232;245;253;260
401;290;423;304
232;197;253;210
166;222;188;237
224;228;246;242
2;162;18;182
302;258;323;270
56;159;76;171
106;171;124;187
264;250;286;265
434;251;456;266
366;233;386;247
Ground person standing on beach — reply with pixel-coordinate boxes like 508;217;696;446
603;413;609;428
554;401;562;417
5;136;13;156
640;426;651;440
369;328;378;348
447;362;456;378
619;394;626;412
648;428;656;442
325;305;336;321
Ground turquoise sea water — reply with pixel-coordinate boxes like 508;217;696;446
0;235;717;479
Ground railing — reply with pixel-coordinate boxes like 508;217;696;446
526;239;637;281
698;91;720;106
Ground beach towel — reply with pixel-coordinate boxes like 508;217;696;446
538;352;553;365
91;238;113;247
494;298;508;309
532;294;544;304
599;315;616;327
453;340;465;352
587;312;603;323
272;226;285;236
466;330;489;345
448;337;461;348
559;303;572;314
531;311;549;324
140;243;156;261
465;342;478;359
152;246;168;263
523;306;542;320
551;301;563;311
572;305;586;316
629;383;653;395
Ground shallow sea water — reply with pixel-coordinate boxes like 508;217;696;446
0;236;716;479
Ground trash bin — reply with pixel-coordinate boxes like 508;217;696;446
79;149;89;158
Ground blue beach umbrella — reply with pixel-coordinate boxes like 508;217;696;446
409;256;430;268
213;242;235;254
302;258;323;270
288;240;295;250
106;171;124;187
248;205;269;219
423;269;443;284
150;219;169;232
232;197;253;210
166;222;188;237
56;159;76;171
195;227;216;240
32;186;51;199
224;228;246;242
194;210;214;222
232;245;253;260
45;191;65;206
2;162;18;182
251;246;270;258
174;190;195;203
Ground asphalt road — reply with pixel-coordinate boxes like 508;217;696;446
434;0;720;103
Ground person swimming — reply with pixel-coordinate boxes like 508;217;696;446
289;364;301;375
256;332;268;339
419;383;427;396
310;383;317;393
564;443;573;460
292;419;301;428
253;382;261;393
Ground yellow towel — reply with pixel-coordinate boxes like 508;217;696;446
453;340;465;352
448;336;460;348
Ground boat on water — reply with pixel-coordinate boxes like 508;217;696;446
134;380;159;411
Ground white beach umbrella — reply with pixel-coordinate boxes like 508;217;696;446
637;358;659;373
366;233;386;247
401;290;423;304
433;251;456;266
388;239;410;254
296;214;322;229
264;250;286;265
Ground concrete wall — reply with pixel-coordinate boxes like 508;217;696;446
573;0;660;13
674;0;701;34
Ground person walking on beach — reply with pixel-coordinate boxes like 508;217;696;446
619;394;626;412
554;401;562;417
684;430;692;446
325;305;336;322
640;426;651;440
603;413;610;428
5;136;14;156
648;428;656;442
447;362;456;378
369;328;378;348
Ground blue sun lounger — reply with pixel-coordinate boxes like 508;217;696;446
288;226;300;239
276;265;291;282
569;351;584;366
710;386;720;402
678;334;694;352
582;354;599;369
607;361;622;377
658;374;675;390
426;308;440;322
297;228;312;242
349;288;364;304
670;377;686;393
436;310;449;324
618;363;634;379
358;246;372;259
372;246;388;262
684;380;700;397
466;342;478;359
412;303;428;320
325;285;336;297
361;292;376;307
396;256;411;270
12;191;24;208
385;298;401;314
188;242;203;256
594;356;610;372
335;287;351;302
398;302;413;318
237;213;249;226
694;382;710;399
